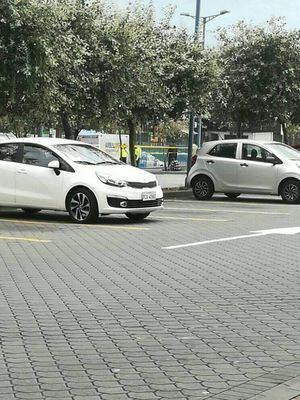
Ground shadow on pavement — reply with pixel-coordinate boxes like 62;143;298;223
0;209;154;226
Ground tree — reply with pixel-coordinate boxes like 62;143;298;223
0;0;65;129
97;3;215;165
211;20;300;141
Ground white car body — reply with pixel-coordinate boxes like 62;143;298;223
0;132;16;142
0;138;163;221
187;139;300;201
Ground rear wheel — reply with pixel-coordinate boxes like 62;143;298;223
192;176;214;200
22;208;41;215
125;213;150;222
280;179;300;203
225;193;241;199
67;188;99;223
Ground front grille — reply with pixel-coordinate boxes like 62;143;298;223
127;181;157;189
107;197;163;208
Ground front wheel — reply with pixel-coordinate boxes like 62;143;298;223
125;213;150;222
67;188;99;223
192;176;214;200
225;193;241;199
280;180;300;203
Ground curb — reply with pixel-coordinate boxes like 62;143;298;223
162;188;193;199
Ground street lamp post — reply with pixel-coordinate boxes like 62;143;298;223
181;7;229;180
185;0;201;183
201;10;229;48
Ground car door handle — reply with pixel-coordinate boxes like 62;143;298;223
17;169;28;174
240;163;248;167
206;160;215;164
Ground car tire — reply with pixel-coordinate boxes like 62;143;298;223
225;193;241;199
192;176;214;200
22;208;41;215
125;212;150;222
280;179;300;203
67;187;99;223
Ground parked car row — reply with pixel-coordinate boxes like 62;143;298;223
188;139;300;203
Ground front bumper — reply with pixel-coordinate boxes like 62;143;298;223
97;184;164;214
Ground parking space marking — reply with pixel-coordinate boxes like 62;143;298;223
0;236;51;243
152;216;228;222
86;224;149;231
163;227;300;250
0;218;149;231
164;207;289;215
0;218;53;225
165;199;283;207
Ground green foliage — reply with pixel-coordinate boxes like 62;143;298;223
211;19;300;138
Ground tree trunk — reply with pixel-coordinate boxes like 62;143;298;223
74;128;81;140
236;119;242;139
281;122;288;144
60;111;73;139
127;119;136;166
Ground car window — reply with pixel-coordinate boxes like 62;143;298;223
209;143;237;159
0;143;19;162
242;144;276;163
22;145;58;167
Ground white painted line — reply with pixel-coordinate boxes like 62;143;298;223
164;207;289;216
162;227;300;250
165;199;282;207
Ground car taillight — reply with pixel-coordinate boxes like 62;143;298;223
191;155;197;166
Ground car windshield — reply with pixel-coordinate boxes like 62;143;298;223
54;144;121;165
267;143;300;160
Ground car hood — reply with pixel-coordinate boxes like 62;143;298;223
94;164;156;183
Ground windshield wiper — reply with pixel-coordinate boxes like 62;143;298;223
74;160;97;165
95;161;120;165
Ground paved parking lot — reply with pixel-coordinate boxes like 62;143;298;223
0;194;300;400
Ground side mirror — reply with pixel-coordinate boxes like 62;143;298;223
271;157;282;165
48;160;60;169
48;160;60;175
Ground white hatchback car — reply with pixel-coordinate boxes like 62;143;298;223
187;139;300;203
0;138;163;223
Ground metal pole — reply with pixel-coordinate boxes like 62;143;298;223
195;0;201;33
186;0;201;182
199;15;206;147
202;16;206;48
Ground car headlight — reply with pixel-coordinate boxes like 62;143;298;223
96;173;127;187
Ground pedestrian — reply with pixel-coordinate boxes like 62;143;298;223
120;144;128;163
134;144;142;167
167;144;178;169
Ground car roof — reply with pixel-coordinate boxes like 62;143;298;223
202;139;280;146
0;137;82;146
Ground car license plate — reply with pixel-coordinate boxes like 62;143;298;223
142;192;156;201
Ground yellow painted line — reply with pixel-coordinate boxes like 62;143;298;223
0;218;149;231
152;216;228;222
0;218;52;225
0;236;51;243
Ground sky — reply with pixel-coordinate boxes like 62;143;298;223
111;0;300;45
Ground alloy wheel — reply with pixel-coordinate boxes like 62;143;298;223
194;180;209;198
70;192;91;221
283;183;299;202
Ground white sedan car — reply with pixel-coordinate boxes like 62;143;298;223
0;138;163;223
187;139;300;203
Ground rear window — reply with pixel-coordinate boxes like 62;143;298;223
209;143;237;159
